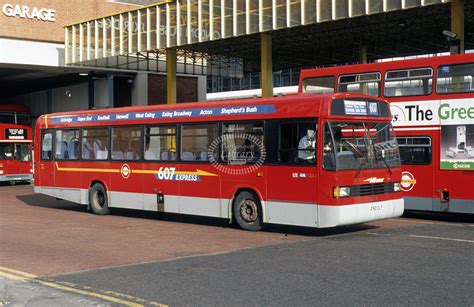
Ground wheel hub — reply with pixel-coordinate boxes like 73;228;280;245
240;199;258;223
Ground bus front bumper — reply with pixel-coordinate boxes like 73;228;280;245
318;198;404;228
0;174;33;182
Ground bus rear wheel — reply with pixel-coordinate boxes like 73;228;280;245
89;183;109;215
233;191;262;231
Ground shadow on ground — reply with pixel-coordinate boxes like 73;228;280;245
17;193;378;237
403;210;474;223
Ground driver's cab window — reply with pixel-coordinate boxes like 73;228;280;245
278;121;317;165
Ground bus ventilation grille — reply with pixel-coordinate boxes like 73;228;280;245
351;183;394;196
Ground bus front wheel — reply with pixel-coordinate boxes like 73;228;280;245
89;183;110;215
233;191;262;231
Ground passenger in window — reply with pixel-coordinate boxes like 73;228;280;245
298;129;316;161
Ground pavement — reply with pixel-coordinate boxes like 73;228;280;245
0;183;473;306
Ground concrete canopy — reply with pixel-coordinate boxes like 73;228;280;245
64;0;472;77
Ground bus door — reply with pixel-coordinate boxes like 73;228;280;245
37;130;55;187
179;123;222;217
265;120;318;227
142;125;180;213
108;126;142;210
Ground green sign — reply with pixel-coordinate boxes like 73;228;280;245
440;160;474;171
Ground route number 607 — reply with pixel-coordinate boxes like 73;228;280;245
157;167;176;180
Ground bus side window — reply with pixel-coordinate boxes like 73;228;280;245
384;68;433;97
41;131;53;160
278;121;317;165
301;76;335;94
338;72;381;97
54;129;80;160
397;136;432;165
181;123;218;162
82;128;109;160
144;125;177;161
436;63;474;94
221;121;264;164
111;126;141;161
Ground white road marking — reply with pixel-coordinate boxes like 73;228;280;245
409;235;474;244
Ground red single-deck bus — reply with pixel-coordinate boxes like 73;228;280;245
34;93;403;230
299;53;474;214
0;105;33;183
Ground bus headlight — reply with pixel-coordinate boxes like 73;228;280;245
393;182;401;192
0;170;3;175
333;186;351;198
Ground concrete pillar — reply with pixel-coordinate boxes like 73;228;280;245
261;33;273;98
166;48;177;104
451;0;464;54
197;75;207;102
132;73;149;106
359;45;367;64
107;74;114;108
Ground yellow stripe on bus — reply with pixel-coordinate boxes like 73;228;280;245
54;163;218;177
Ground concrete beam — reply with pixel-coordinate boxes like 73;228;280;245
261;33;273;98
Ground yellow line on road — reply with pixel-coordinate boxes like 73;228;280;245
0;266;167;307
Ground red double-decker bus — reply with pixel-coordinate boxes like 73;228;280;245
0;105;33;183
299;53;474;214
34;93;403;230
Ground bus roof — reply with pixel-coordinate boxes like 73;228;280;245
38;93;391;129
0;104;29;112
299;53;474;91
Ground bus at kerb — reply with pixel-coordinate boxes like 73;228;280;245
0;105;33;183
299;53;474;214
34;93;403;230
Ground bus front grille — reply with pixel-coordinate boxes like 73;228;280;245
351;183;394;196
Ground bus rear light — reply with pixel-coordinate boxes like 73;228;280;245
333;186;351;198
393;182;401;192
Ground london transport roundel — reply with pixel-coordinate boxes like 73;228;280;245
401;171;416;192
121;164;131;179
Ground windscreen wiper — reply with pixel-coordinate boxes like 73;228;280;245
355;159;364;178
376;146;393;176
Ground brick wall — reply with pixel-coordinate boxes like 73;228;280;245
0;0;134;43
148;74;198;105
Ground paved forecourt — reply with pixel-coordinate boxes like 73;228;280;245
1;183;473;306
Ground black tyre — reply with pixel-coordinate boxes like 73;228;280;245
233;191;263;231
89;183;110;215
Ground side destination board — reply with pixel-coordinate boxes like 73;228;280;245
50;104;277;124
331;98;389;117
